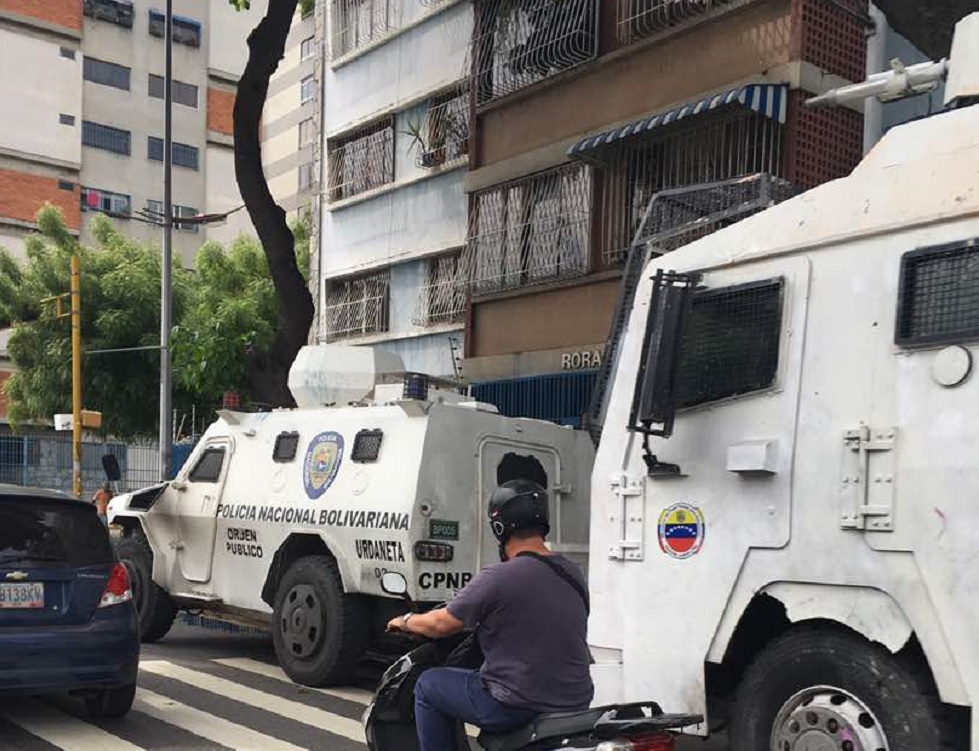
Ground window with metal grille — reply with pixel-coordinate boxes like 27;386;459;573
598;109;787;267
148;74;198;107
273;432;299;463
463;163;592;295
59;114;76;126
352;429;383;462
896;240;979;346
60;47;76;59
298;161;316;191
81;187;132;216
323;269;390;340
414;251;465;326
471;0;598;106
330;0;400;59
146;200;199;232
188;448;225;483
615;0;742;47
300;75;316;104
415;88;470;169
299;117;316;147
301;35;316;61
674;278;784;408
327;118;394;202
83;0;134;29
149;10;202;47
82;121;131;155
84;57;131;90
148;137;199;170
59;180;75;191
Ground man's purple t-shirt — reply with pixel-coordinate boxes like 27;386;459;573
446;554;594;713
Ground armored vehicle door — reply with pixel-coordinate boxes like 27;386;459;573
174;437;234;583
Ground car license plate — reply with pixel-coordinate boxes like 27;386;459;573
0;582;44;609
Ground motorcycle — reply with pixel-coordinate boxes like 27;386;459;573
363;572;703;751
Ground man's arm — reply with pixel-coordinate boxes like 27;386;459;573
386;607;464;639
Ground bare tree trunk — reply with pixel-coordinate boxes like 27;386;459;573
234;0;313;408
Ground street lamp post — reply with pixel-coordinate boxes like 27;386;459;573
159;0;174;482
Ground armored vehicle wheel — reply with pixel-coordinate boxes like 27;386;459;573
115;531;177;643
730;628;950;751
272;555;369;687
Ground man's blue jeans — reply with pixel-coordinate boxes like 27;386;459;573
415;667;538;751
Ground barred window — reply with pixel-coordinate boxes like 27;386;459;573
675;279;784;408
149;11;202;47
463;163;592;294
84;57;131;91
471;0;599;105
616;0;740;46
301;36;316;61
330;0;399;59
327;118;394;202
146;200;200;232
59;114;76;126
300;75;316;104
81;187;131;217
324;270;390;340
83;0;134;29
82;121;131;156
148;74;199;108
299;117;316;147
896;240;979;346
415;88;470;169
413;251;466;326
299;161;316;191
148;137;199;170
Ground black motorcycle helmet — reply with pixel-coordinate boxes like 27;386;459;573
488;479;550;560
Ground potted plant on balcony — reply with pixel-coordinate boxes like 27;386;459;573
401;116;446;169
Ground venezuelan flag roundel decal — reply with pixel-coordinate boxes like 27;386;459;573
657;503;705;559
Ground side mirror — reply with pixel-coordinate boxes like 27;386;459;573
380;572;409;597
102;454;122;482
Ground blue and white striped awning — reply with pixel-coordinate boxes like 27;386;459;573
567;83;789;158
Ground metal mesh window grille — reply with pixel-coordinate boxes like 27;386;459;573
327;119;394;202
616;0;746;46
148;75;199;108
675;278;783;408
413;252;466;326
470;0;599;106
352;429;384;462
464;163;592;294
598;110;786;266
81;187;131;216
330;0;400;59
84;0;134;28
82;121;131;155
415;88;471;169
896;241;979;346
84;57;131;91
323;270;391;340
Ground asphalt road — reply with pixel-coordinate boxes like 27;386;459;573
0;622;729;750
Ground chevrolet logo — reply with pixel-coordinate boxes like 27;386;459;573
4;571;29;581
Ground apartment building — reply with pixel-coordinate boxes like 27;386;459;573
457;0;894;425
0;0;261;267
315;0;473;377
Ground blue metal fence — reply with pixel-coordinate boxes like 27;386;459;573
471;371;598;427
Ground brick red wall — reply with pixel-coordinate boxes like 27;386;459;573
784;90;864;189
0;169;80;230
207;87;235;137
793;0;869;83
0;0;82;32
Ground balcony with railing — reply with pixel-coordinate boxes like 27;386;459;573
463;163;593;295
327;118;395;202
404;89;471;169
470;0;599;106
323;270;391;340
615;0;748;47
413;253;466;325
330;0;401;60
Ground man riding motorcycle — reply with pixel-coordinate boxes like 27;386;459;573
386;479;594;751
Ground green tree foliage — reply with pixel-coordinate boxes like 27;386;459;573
0;205;303;437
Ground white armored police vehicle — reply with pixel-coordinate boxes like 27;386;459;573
586;12;979;751
108;345;593;686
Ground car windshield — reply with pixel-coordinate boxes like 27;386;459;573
0;496;114;567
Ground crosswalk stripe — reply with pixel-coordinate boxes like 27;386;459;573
211;657;374;705
0;700;145;751
135;689;307;751
140;660;364;742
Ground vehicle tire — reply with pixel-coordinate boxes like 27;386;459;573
85;682;136;719
730;627;951;751
115;531;177;643
271;555;369;687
